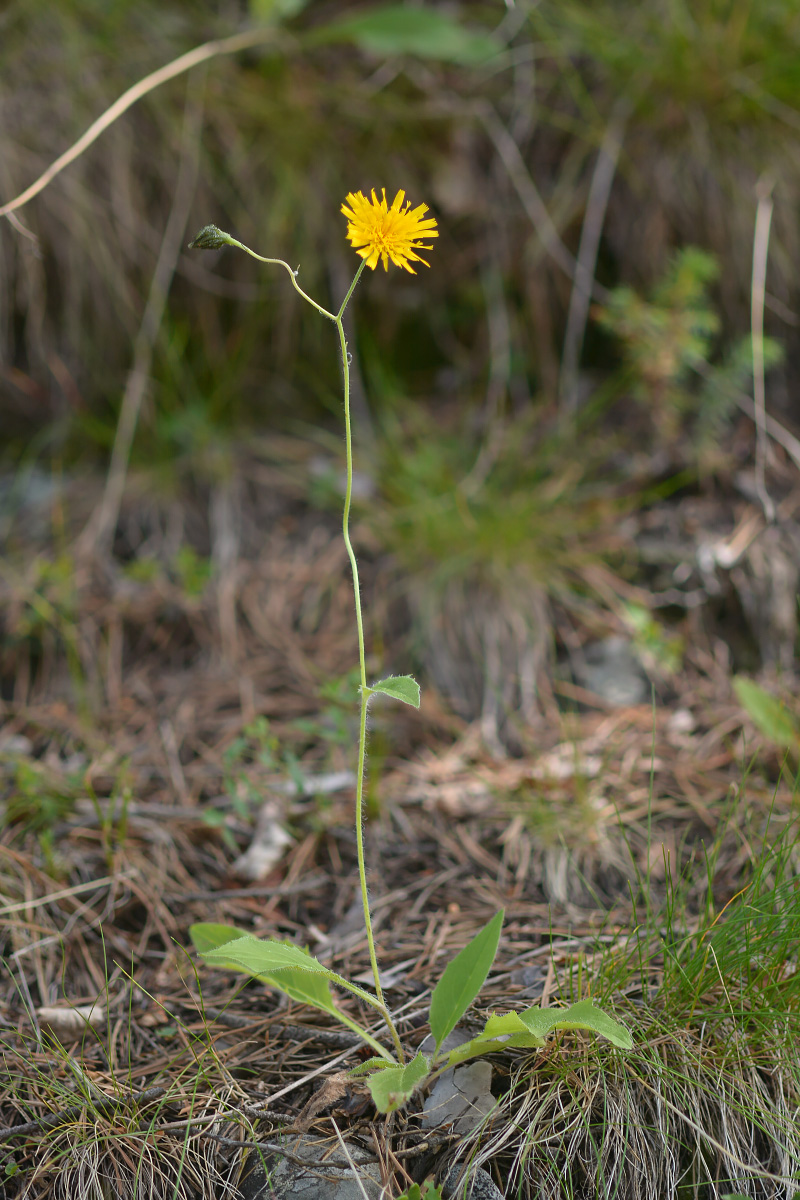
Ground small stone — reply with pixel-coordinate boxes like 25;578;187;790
422;1060;495;1135
238;1135;382;1200
442;1164;505;1200
573;636;649;706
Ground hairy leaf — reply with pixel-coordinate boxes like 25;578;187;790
369;675;421;708
367;1051;430;1113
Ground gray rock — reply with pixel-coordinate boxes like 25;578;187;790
419;1030;495;1137
238;1135;382;1200
422;1062;495;1135
572;636;649;706
442;1163;505;1200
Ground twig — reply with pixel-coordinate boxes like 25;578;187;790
0;871;136;917
194;1011;364;1051
560;100;630;414
0;27;283;220
750;175;776;522
76;75;204;557
178;873;328;901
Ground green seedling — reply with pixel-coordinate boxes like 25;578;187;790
188;190;631;1111
396;1182;443;1200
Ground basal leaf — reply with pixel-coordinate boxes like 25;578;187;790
192;926;339;1010
396;1182;444;1200
517;999;632;1050
442;1032;537;1069
369;675;421;708
191;927;395;1059
429;911;503;1049
200;935;382;1010
367;1051;429;1114
190;923;251;956
258;967;341;1012
202;935;329;975
480;1011;528;1038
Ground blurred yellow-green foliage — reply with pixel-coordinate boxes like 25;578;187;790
2;0;798;462
2;0;799;732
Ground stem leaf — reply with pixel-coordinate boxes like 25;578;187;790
429;910;504;1048
366;1051;430;1113
369;675;421;708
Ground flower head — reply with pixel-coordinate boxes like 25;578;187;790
341;188;438;273
188;224;233;250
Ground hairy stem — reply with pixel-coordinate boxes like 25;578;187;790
336;265;404;1063
197;235;403;1061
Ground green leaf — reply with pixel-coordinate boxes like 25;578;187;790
348;1056;399;1077
366;1051;429;1114
249;0;308;22
440;1001;632;1069
516;999;633;1050
429;910;504;1049
315;6;500;65
191;924;341;1012
200;934;381;1004
479;1010;546;1049
190;927;396;1061
441;1030;541;1069
190;923;250;955
733;676;800;750
368;675;421;708
397;1182;443;1200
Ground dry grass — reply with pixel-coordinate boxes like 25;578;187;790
1;464;799;1196
0;441;796;1200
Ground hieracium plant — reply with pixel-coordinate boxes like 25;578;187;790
188;189;631;1113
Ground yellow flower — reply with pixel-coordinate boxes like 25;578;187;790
341;188;438;274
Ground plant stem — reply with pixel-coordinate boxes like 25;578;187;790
229;238;337;322
336;263;404;1064
205;236;403;1062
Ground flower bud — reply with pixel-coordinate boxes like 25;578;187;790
188;224;232;251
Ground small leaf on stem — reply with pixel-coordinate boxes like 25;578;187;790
369;675;421;708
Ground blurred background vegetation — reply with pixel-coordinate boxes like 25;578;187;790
1;0;799;742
